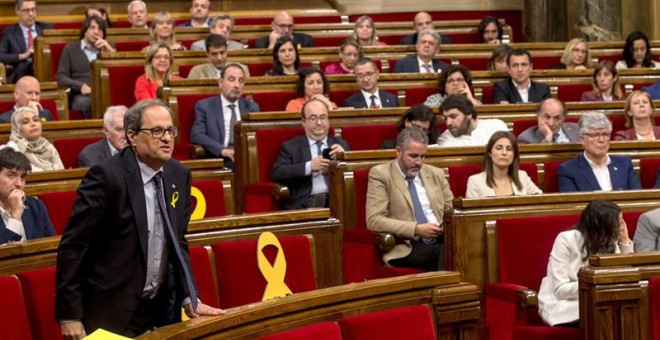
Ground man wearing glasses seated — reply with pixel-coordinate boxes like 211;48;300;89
272;98;350;209
342;57;398;109
558;111;641;192
253;11;314;49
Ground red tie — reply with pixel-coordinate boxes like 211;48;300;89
27;29;33;49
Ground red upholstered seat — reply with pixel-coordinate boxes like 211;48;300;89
177;63;195;78
251;91;298;112
404;87;437;106
115;40;150;52
481;85;494;104
513;119;537;137
53;137;103;169
172;93;216;160
520;162;540;185
191;179;227;219
330;89;359;107
633;82;653;91
211;235;316;309
49;42;67;81
189;246;220;308
314;36;350;47
448;164;481;198
457;57;489;71
338;304;436;340
0;275;32;340
38;190;77;235
639;158;660;189
543;160;563;193
17;267;61;340
107;65;145;109
443;32;483;44
610;116;627;135
247;62;275;76
557;84;593;102
622;210;644;239
257;321;342;340
532;56;562;70
650;278;660;340
486;214;581;340
340;124;398;150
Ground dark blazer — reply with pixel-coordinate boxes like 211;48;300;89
492;78;551;104
77;139;113;167
254;32;315;48
341;89;398;108
272;135;350;210
56;147;194;334
392;55;448;73
191;95;260;167
0;107;53;123
399;32;453;45
642;82;660;100
0;22;53;83
0;196;55;244
558;154;641;192
613;126;660;141
56;41;91;94
517;122;580;144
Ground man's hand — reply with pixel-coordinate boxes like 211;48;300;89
27;100;43;112
487;39;501;45
18;48;34;61
7;189;25;220
618;218;631;245
310;156;331;173
61;321;86;340
94;38;115;52
328;143;345;158
184;302;227;318
267;30;282;49
80;84;92;95
537;116;554;142
415;223;443;238
220;148;235;162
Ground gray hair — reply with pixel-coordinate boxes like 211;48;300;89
127;0;146;13
103;105;128;127
124;100;172;140
396;127;428;150
210;14;235;30
417;28;440;44
578;111;612;134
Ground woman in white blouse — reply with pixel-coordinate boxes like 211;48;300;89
466;131;541;197
538;200;633;326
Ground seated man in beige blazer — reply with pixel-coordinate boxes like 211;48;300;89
188;34;249;79
366;127;454;271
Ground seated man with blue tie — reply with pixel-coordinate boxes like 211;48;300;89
342;57;398;109
393;29;447;74
366;127;453;271
558;111;641;192
191;64;260;169
272;98;350;210
0;147;55;244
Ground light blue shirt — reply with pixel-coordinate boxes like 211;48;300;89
80;40;98;63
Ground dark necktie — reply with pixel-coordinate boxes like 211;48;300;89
405;176;436;245
552;133;559;143
227;104;237;147
315;140;323;156
152;172;199;310
369;95;379;109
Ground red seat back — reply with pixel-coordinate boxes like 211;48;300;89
639;158;660;189
353;168;371;230
107;65;145;108
191;179;227;219
448;164;481;198
340;124;398;151
338;304;436;340
543;160;563;193
314;36;350;47
0;275;32;340
49;42;67;81
173;93;216;160
330;89;358;107
481;85;494;104
622;210;644;239
557;84;593;102
40;99;59;120
115;40;150;52
188;246;220;308
177;63;195;78
404;87;437;106
251;91;298;112
38;190;78;235
497;214;579;290
532;56;562;70
211;235;316;308
512;119;536;137
247;62;275;76
258;321;342;340
458;57;489;71
255;128;306;182
519;162;539;186
610;115;627;135
53;137;103;169
17;267;61;340
650;278;660;340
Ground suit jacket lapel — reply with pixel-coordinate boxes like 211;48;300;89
300;136;312;162
214;96;226;142
162;165;179;235
123;149;149;263
419;167;442;220
14;25;27;52
608;159;622;190
507;79;523;103
578;155;602;190
390;161;414;211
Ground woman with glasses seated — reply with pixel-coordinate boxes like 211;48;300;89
466;131;541;197
380;104;440;149
424;64;481;107
143;11;186;52
325;38;362;75
613;90;660;141
551;38;592;70
135;43;182;102
285;67;337;112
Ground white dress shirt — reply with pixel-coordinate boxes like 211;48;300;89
584;152;612;191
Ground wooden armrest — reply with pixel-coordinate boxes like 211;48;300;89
272;184;290;200
376;232;395;253
191;144;206;159
485;283;538;308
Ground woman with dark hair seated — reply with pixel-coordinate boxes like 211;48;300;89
466;131;541;197
538;200;632;327
380;104;440;149
265;36;300;76
613;90;660;141
425;64;481;107
616;31;658;69
581;60;625;102
285;67;337;112
478;16;503;45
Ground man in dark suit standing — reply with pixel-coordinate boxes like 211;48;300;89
394;29;447;74
56;100;224;339
0;75;53;123
0;0;52;84
342;58;398;108
272;99;350;209
253;11;314;49
493;48;551;104
77;105;128;167
399;12;452;46
191;64;260;169
0;147;55;244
